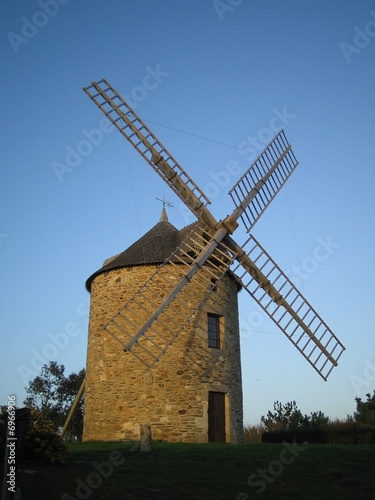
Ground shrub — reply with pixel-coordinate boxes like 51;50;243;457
261;420;375;445
325;420;375;445
260;400;308;431
23;408;70;464
354;391;375;425
262;428;327;443
243;424;264;443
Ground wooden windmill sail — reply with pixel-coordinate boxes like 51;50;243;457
62;78;345;439
83;78;345;380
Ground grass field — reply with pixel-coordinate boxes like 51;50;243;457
9;441;375;499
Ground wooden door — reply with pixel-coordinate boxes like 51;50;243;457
208;392;226;442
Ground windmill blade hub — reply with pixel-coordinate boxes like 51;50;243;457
219;216;239;234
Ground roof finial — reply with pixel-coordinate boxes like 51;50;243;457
156;195;173;222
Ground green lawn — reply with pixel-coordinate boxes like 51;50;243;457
9;441;375;499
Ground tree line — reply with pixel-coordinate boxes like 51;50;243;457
259;397;375;432
3;361;375;442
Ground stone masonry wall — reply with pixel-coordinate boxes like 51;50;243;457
83;263;243;443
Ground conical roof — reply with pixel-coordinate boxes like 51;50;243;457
85;215;195;292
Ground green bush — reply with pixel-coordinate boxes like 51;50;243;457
261;421;375;445
243;424;264;443
262;428;327;444
325;420;375;444
23;408;70;465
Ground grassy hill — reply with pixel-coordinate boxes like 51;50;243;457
10;441;375;499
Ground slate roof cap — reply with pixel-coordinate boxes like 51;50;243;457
86;217;195;292
85;210;242;292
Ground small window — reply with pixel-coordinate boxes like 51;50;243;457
210;278;218;292
208;313;221;349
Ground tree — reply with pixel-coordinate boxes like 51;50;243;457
24;361;65;422
353;391;375;425
23;408;70;464
24;361;85;441
308;410;330;428
260;400;308;431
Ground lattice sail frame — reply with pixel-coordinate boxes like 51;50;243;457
231;235;345;380
229;130;298;232
102;223;237;368
83;78;345;380
83;79;215;228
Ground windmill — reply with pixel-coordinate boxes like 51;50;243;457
62;79;345;442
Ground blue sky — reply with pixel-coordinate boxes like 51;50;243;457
1;0;374;425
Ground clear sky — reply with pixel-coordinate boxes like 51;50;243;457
1;0;374;425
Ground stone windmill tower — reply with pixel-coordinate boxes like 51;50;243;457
66;78;345;444
83;206;243;443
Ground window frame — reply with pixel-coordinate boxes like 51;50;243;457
207;312;221;349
